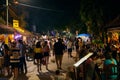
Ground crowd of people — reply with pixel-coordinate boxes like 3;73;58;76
74;38;120;80
0;37;72;79
0;36;120;80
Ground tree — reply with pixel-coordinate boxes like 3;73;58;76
19;14;27;28
80;0;104;36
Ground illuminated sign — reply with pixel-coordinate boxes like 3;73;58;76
13;20;19;28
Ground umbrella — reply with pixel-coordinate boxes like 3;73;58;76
77;33;90;37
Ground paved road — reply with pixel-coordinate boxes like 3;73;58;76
1;50;76;80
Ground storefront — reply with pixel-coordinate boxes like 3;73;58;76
0;24;15;44
13;27;33;42
107;27;120;42
105;16;120;43
13;19;33;42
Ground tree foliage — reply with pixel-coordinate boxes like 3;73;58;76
19;14;27;28
80;0;104;35
0;17;6;24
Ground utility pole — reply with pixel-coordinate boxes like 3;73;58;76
6;0;8;27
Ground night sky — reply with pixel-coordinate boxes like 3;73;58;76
1;0;120;33
16;0;81;32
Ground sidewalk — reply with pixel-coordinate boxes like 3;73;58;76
1;50;76;80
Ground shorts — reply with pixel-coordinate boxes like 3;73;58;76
68;48;72;52
44;52;49;57
55;55;63;61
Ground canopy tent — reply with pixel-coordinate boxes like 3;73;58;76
76;33;91;42
0;24;15;34
76;33;91;38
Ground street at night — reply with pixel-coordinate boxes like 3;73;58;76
1;51;76;80
1;0;120;80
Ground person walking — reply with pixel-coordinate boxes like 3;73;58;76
67;39;73;58
43;41;50;70
3;44;10;76
53;38;65;69
34;41;43;72
103;51;118;80
10;42;20;79
18;40;27;74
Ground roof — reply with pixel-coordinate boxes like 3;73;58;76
104;16;120;32
0;24;15;34
105;16;120;28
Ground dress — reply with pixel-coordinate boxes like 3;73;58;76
43;45;50;57
34;47;43;59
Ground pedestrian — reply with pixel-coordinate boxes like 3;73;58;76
67;39;73;58
53;38;65;69
33;41;43;72
79;45;88;59
3;44;10;76
103;51;118;80
10;42;20;79
84;54;96;80
18;40;27;74
43;41;50;69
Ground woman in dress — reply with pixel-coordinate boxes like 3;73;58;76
43;41;50;69
34;41;43;72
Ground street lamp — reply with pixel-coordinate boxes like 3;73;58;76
6;0;8;27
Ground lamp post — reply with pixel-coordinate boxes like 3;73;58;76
6;0;9;27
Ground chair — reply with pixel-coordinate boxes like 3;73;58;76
104;64;120;80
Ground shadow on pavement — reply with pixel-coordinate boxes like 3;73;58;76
36;69;67;80
36;69;59;80
17;73;29;80
0;73;28;80
36;71;54;80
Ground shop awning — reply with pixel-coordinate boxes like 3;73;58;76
107;27;120;32
14;27;33;36
0;24;15;34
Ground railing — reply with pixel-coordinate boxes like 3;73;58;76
73;52;93;80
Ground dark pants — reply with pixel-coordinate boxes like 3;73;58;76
19;56;27;73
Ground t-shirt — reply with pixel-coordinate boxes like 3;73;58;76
104;58;118;79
